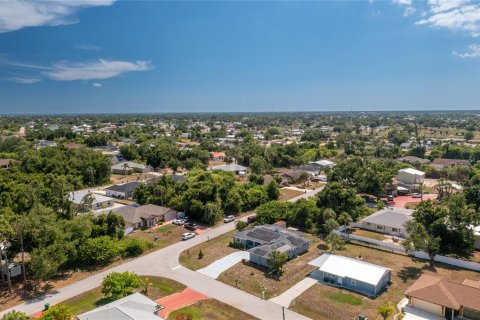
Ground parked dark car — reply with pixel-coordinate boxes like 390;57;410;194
184;222;198;230
247;215;256;224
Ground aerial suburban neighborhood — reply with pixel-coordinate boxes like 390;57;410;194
1;0;480;320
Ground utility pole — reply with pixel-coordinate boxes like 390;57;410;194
282;306;285;320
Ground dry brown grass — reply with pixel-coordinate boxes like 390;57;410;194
291;242;480;320
179;231;238;270
278;188;304;201
129;223;186;249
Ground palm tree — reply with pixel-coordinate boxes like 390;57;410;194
377;301;395;320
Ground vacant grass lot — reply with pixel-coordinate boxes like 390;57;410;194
129;223;186;249
62;276;186;315
179;230;238;270
217;235;321;300
167;299;258;320
349;228;386;241
278;188;304;201
291;243;480;320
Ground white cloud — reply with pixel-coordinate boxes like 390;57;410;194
416;1;480;37
404;6;416;16
453;44;480;57
5;76;42;84
44;59;154;81
393;0;412;5
92;82;102;87
0;0;115;33
75;43;102;51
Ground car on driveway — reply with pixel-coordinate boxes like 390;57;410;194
173;219;186;225
181;232;195;240
411;193;422;198
247;215;256;224
184;222;198;230
223;215;235;223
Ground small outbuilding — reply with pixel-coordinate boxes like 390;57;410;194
396;168;425;188
309;254;391;297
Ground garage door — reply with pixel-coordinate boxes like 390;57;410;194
412;298;443;316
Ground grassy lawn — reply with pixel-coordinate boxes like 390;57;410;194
62;276;185;316
290;242;480;320
327;292;362;305
349;228;386;241
129;223;186;249
179;230;238;270
217;235;321;300
166;299;257;320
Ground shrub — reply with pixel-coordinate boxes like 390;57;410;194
101;271;142;300
229;241;245;249
78;236;119;267
198;250;204;259
39;305;72;320
119;237;152;257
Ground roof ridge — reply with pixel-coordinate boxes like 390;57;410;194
437;280;460;309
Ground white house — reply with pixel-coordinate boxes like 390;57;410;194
68;190;115;210
396;168;425;188
111;161;153;175
77;292;164;320
309;254;391;297
357;207;413;238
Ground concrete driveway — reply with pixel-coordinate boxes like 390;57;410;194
269;277;318;307
198;251;250;279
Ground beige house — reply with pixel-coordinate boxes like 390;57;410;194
396;168;425;188
114;204;178;233
405;274;480;320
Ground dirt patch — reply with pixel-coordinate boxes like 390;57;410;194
167;299;258;320
129;224;185;248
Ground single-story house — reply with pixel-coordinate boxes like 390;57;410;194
232;225;310;268
111;161;153;175
77;292;164;320
397;156;430;166
1;262;22;279
114;204;178;232
309;159;336;170
404;274;480;320
357;207;413;238
431;158;471;170
396;168;425;188
105;181;142;199
68;190;115;210
210;163;247;175
210;151;226;160
309;254;391;297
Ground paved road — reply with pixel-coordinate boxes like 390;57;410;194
1;189;322;319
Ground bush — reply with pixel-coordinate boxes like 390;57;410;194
78;236;119;267
198;250;204;259
119;237;152;258
39;305;72;320
229;241;245;249
101;271;142;300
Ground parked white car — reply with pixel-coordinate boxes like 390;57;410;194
411;193;422;198
173;219;186;225
223;215;235;223
181;232;195;240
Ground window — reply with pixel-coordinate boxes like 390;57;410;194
392;228;399;232
351;279;356;286
377;225;384;230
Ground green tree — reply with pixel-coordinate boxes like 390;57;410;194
1;311;30;320
39;305;72;320
267;250;289;277
101;271;142;300
325;233;345;253
236;220;249;231
377;301;395;320
403;221;440;266
79;236;119;266
266;180;280;201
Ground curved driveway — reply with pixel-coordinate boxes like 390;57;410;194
0;188;322;319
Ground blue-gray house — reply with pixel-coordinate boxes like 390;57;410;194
309;254;391;297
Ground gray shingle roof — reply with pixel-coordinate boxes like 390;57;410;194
361;207;413;229
105;182;142;193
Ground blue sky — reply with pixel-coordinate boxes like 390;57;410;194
0;0;479;114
